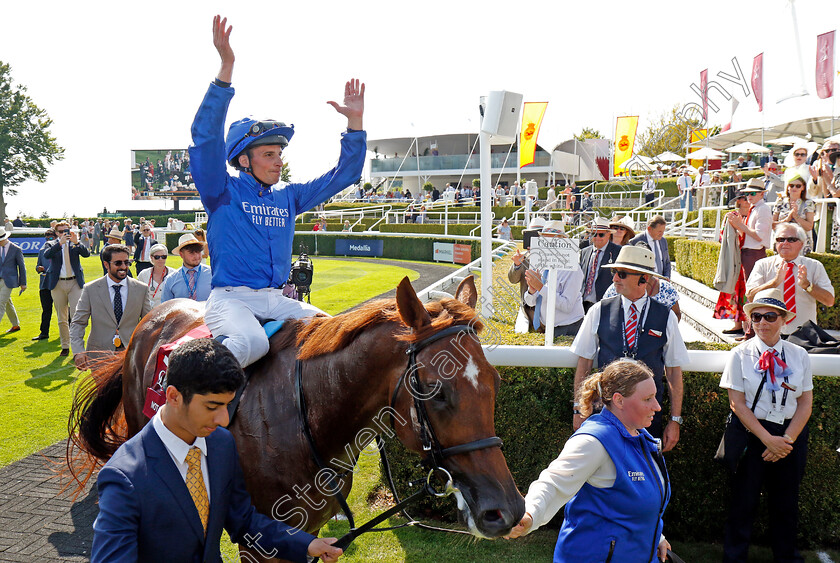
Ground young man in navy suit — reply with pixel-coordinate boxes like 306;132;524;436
92;338;343;563
0;227;26;333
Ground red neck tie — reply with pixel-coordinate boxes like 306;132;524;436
585;249;600;296
783;262;796;324
626;303;638;349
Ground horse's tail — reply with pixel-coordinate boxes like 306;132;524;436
65;352;128;492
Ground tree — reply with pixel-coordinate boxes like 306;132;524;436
636;104;704;159
0;61;64;223
573;127;604;141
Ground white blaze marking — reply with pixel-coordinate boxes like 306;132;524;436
463;356;479;389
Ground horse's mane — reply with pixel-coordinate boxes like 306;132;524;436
271;297;483;360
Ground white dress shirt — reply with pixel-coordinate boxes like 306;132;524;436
523;268;585;328
570;294;690;367
105;275;127;309
152;411;211;500
742;200;773;250
720;338;812;421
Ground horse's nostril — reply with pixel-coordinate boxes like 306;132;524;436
482;509;504;523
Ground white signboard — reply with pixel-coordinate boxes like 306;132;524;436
433;242;454;263
529;237;580;271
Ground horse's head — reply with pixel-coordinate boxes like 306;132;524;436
391;276;525;538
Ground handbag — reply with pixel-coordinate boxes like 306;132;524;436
714;374;766;473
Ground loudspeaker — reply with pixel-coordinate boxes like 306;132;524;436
481;91;523;144
524;180;538;198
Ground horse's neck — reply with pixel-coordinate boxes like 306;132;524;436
303;325;406;469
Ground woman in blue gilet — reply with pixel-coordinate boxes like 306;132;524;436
507;359;671;563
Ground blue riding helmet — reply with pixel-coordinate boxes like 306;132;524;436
225;118;295;169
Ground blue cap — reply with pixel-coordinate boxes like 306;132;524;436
225;118;295;169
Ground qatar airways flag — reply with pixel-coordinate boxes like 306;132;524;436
816;31;835;100
752;53;763;112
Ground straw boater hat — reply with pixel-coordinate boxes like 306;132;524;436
171;233;207;255
609;216;636;237
743;288;795;324
540;220;567;237
738;178;767;194
0;227;10;242
589;217;615;232
105;227;123;241
528;216;547;230
605;244;665;279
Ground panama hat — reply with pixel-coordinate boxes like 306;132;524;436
528;216;547;230
0;227;10;242
171;233;207;255
739;178;767;194
744;288;795;324
609;216;636;237
605;243;664;279
540;220;567;237
589;217;615;232
105;227;123;241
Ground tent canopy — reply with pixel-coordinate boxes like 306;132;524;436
726;141;770;154
654;151;685;161
689;116;837;149
688;147;727;160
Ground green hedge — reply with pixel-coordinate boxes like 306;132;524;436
18;213;197;229
672;238;840;329
381;368;840;548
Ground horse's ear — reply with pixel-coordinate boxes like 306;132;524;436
455;276;478;309
396;276;432;329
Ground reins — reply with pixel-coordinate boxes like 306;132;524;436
296;323;503;556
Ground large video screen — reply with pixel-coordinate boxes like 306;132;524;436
131;149;197;201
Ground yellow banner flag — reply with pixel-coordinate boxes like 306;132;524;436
689;129;708;169
519;102;548;168
613;116;639;176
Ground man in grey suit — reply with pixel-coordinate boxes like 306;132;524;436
629;215;671;279
71;244;152;370
0;227;27;333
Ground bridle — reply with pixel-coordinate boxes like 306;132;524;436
389;324;503;468
297;322;503;556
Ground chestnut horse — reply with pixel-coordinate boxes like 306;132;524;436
68;276;524;562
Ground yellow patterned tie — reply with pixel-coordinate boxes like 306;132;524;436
185;447;209;533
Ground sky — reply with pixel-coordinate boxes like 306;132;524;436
1;0;837;217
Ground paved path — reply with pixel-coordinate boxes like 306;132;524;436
0;258;458;562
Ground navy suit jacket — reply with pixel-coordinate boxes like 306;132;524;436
133;234;156;262
629;233;671;278
579;241;621;301
43;239;89;289
92;421;315;563
0;242;26;289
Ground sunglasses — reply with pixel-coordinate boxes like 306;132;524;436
775;236;800;243
108;260;133;267
614;270;644;279
56;229;69;234
788;183;805;189
750;311;781;323
793;152;807;157
593;232;609;238
152;255;167;260
744;192;759;196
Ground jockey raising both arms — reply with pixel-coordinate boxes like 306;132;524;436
191;15;366;367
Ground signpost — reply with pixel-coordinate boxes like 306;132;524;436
528;237;580;346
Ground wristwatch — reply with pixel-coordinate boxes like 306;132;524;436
670;416;683;425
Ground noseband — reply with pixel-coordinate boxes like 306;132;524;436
390;324;503;468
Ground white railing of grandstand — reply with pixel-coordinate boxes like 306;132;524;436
813;197;839;254
302;204;393;225
415;240;517;302
480;346;839;376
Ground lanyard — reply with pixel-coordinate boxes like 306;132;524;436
149;268;168;298
621;298;650;358
180;267;200;300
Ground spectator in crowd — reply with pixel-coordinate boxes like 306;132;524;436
133;223;157;274
122;219;135;254
33;229;57;341
628;215;671;278
579;217;621;313
4;217;13;232
728;179;773;291
715;193;751;335
160;234;212;303
92;220;102;253
810;140;839;198
136;243;176;309
101;228;131;276
431;186;440;201
693;166;711;208
784;145;816;198
745;223;834;336
602;265;681;321
641;174;656;206
608;216;635;246
580;191;593;213
71;244;152;370
506;359;672;562
726;166;744;204
677;169;693;211
416;205;426;224
44;220;90;357
719;288;812;563
12;216;24;228
762;161;785;203
498;217;511;241
342;220;351;232
737;155;747;169
746;155;756;168
508;217;545;329
773;173;815;254
519;221;585;336
759;149;777;167
570;244;687;446
0;227;26;333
